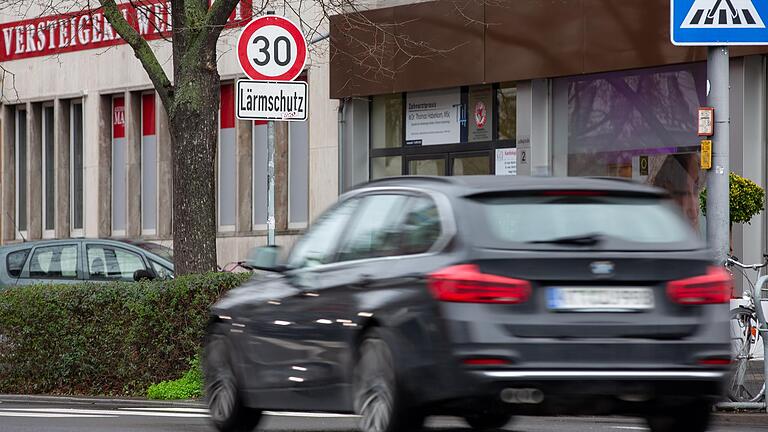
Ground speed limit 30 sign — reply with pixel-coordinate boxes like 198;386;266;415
236;15;308;121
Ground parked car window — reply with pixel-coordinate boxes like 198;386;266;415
288;199;360;269
150;260;174;280
28;245;78;279
336;194;410;262
87;245;147;281
400;196;443;255
6;249;30;278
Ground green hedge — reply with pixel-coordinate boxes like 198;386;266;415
0;272;251;396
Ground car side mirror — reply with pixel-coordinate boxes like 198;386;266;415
244;245;285;272
133;269;155;282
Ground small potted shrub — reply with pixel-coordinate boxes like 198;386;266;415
700;172;765;253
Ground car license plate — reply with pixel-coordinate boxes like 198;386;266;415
547;287;654;312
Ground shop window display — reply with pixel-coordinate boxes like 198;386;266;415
554;64;706;227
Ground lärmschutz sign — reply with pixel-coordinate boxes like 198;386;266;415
236;80;308;121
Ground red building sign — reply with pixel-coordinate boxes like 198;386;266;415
1;0;252;62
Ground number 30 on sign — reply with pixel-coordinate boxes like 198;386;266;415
237;15;307;82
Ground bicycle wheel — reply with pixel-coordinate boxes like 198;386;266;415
729;307;765;402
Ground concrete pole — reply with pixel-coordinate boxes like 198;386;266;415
706;46;730;264
267;120;275;246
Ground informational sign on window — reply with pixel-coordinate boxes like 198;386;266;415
469;85;494;142
405;88;461;146
495;148;517;176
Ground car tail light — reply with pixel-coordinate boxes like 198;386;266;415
463;358;510;366
428;264;531;304
666;267;732;305
698;357;731;366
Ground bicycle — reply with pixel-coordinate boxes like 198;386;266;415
726;255;768;403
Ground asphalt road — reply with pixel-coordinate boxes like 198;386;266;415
0;400;766;432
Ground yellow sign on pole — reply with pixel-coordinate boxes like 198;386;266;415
701;140;712;170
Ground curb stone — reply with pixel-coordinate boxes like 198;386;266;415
0;394;204;408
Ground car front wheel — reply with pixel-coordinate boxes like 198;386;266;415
353;329;423;432
204;332;262;432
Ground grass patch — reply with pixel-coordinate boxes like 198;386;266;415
147;355;203;400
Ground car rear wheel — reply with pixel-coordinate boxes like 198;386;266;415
464;412;512;430
204;332;262;432
354;329;423;432
645;400;711;432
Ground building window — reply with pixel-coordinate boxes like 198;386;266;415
15;107;27;238
288;118;309;228
371;94;403;149
70;100;84;236
141;93;157;235
218;84;236;232
371;156;402;180
253;121;268;229
552;63;706;228
112;96;127;236
497;83;517;141
42;104;55;238
369;84;516;179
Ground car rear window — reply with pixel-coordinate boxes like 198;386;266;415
469;194;702;251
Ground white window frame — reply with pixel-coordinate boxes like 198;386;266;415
252;122;268;231
15;107;28;241
217;101;236;233
42;102;56;239
141;91;158;237
70;99;84;238
287;122;309;230
112;96;126;238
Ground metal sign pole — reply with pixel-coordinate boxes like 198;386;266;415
267;120;276;246
706;46;730;265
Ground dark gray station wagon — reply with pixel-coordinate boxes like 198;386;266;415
204;176;730;432
0;238;174;288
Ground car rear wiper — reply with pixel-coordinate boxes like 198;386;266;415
527;233;603;246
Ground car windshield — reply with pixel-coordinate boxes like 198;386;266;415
469;194;702;251
132;242;174;262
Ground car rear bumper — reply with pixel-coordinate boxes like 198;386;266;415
474;370;727;380
417;368;728;416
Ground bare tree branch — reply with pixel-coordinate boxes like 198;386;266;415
98;0;174;108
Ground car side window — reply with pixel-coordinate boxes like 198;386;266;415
6;249;30;278
288;199;360;269
400;196;443;255
336;194;410;262
28;245;78;279
87;245;147;281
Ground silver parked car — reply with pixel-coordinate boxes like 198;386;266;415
0;239;174;289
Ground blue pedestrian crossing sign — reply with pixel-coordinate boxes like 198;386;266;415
672;0;768;45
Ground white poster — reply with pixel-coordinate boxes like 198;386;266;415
405;88;461;146
495;148;517;176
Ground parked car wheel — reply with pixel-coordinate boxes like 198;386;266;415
354;329;423;432
204;332;262;432
645;400;711;432
464;412;513;430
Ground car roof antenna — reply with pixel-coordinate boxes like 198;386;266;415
5;212;26;242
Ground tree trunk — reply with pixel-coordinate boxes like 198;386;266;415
168;54;220;275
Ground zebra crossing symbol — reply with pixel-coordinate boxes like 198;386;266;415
682;0;765;28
